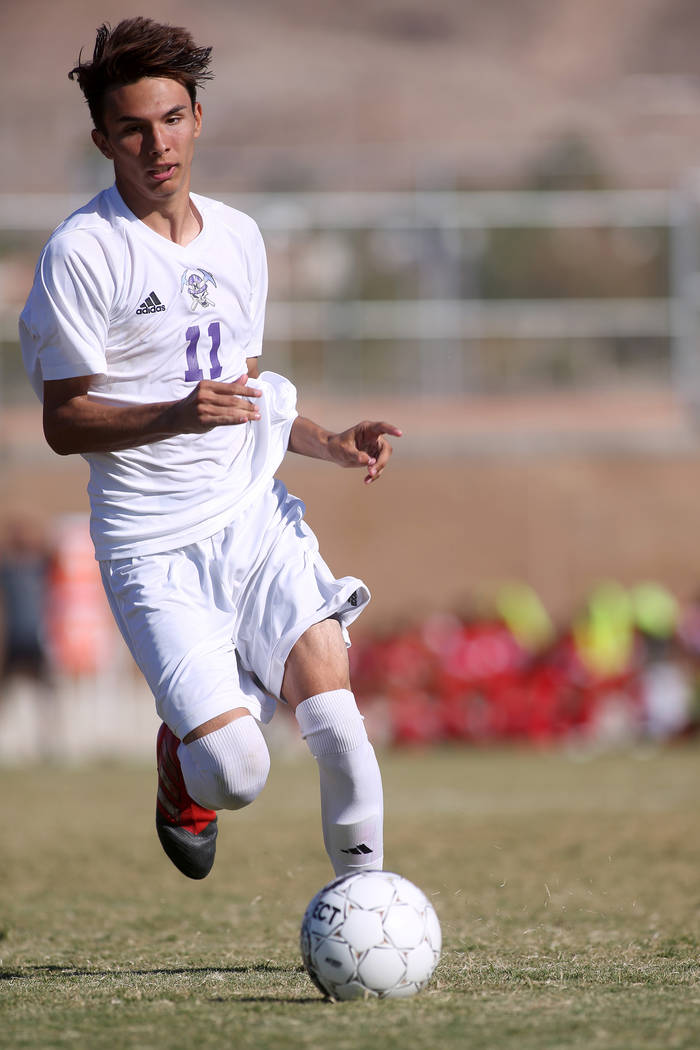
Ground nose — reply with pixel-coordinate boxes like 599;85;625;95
147;125;168;156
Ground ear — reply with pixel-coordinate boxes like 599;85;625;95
91;127;114;160
193;101;203;140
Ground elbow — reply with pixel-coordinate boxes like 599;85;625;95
45;436;72;457
42;382;94;455
43;420;76;456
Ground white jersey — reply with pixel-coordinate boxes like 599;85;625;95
19;185;297;560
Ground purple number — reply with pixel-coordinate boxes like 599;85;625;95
183;323;223;382
208;321;222;380
184;326;203;382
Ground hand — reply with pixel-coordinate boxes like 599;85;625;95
327;420;402;484
174;374;262;433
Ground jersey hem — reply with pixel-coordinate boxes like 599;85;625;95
92;483;268;561
92;407;297;560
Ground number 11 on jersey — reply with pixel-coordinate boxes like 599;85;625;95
184;321;222;382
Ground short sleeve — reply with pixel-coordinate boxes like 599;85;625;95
241;223;268;358
19;231;115;400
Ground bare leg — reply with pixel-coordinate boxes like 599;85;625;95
281;618;350;708
183;706;251;743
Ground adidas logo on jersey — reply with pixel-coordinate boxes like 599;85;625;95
136;291;166;314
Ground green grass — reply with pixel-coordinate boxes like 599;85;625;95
1;744;699;1050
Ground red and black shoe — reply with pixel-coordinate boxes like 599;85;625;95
156;722;218;880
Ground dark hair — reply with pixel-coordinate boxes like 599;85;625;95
68;18;213;131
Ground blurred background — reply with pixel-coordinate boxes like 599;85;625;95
2;0;700;761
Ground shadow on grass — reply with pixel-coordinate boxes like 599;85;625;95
1;963;295;978
0;964;323;1004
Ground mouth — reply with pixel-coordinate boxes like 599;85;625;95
147;164;177;184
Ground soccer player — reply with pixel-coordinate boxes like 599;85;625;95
20;18;401;882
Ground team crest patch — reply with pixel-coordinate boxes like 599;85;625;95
181;267;217;310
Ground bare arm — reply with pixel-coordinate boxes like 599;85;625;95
43;373;262;456
289;416;402;484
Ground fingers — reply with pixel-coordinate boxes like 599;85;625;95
231;374;262;398
329;419;403;483
370;421;403;439
181;379;262;431
360;421;402;484
363;439;389;484
203;382;262;421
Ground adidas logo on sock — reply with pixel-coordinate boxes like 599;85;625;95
136;291;166;314
340;843;373;856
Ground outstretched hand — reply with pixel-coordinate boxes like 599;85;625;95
327;420;403;484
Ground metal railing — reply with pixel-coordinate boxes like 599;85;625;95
3;185;699;405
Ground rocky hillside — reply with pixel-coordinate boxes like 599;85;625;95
4;0;700;194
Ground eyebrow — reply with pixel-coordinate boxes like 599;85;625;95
115;104;188;124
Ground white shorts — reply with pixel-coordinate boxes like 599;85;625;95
100;480;370;739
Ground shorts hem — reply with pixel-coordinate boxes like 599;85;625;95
167;692;268;742
266;578;371;700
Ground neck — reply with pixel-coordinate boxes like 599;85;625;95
115;179;202;246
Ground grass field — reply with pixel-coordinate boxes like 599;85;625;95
1;743;699;1050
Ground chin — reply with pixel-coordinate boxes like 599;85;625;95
149;180;180;197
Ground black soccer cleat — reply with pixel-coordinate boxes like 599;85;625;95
156;722;218;880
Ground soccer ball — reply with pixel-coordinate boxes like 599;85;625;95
300;870;441;1000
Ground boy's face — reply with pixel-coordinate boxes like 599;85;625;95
92;77;202;214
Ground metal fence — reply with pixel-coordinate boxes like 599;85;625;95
2;184;700;404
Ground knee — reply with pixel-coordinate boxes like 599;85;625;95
214;742;270;810
180;717;271;811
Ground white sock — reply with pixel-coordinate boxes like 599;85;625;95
295;689;383;876
178;715;270;811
